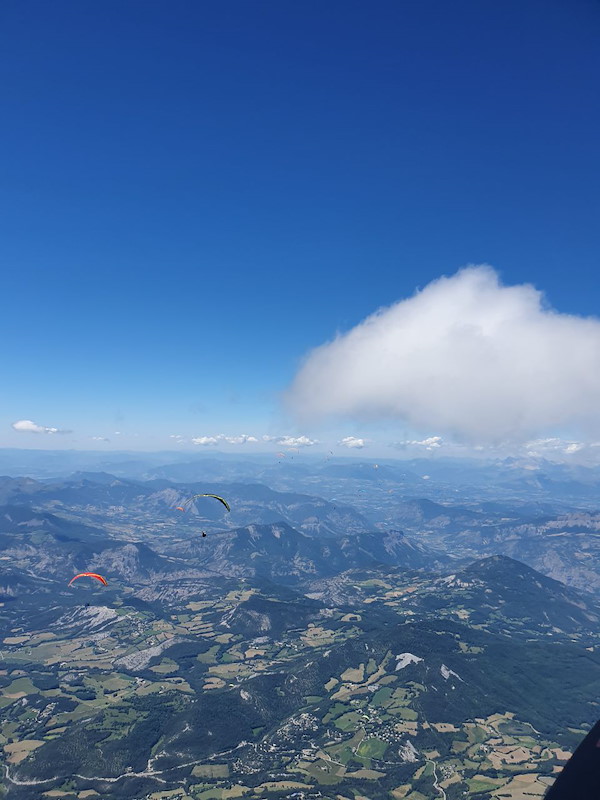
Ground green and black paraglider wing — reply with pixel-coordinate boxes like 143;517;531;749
176;494;231;513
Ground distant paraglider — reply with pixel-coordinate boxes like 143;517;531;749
68;573;108;587
176;494;231;513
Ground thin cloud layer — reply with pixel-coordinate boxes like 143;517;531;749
12;419;71;435
393;436;443;451
286;266;600;443
525;437;594;457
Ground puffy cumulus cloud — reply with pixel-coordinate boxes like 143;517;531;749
565;443;585;454
12;420;50;433
192;436;220;446
285;265;600;444
276;435;318;448
390;436;443;451
411;436;443;450
191;433;258;446
339;436;367;449
12;419;71;435
221;434;258;444
261;434;317;447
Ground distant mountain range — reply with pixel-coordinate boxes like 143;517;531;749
0;504;447;596
171;521;447;584
4;447;600;503
0;473;373;537
4;465;600;599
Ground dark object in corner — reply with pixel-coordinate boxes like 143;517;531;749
545;719;600;799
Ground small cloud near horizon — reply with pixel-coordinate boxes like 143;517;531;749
525;437;592;458
191;433;259;446
191;435;220;446
222;434;258;444
412;436;443;450
276;435;318;448
390;436;443;451
12;419;72;435
339;436;367;448
190;433;317;448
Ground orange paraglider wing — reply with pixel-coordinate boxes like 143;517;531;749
68;572;108;587
176;506;185;511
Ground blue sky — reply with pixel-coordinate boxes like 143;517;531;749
2;0;599;456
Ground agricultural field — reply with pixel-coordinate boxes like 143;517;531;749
3;480;600;799
1;574;580;800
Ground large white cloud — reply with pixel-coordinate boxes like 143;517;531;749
12;419;71;435
286;266;600;443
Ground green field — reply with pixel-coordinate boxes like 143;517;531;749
357;737;388;759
